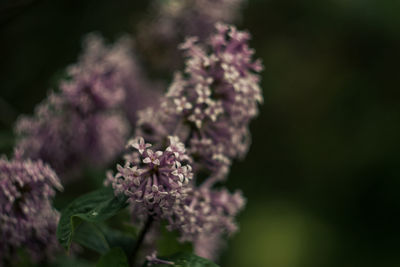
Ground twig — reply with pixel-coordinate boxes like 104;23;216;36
130;215;154;266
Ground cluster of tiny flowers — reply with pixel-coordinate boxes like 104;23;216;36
193;233;224;260
106;136;193;216
14;34;159;180
165;188;245;243
0;151;62;264
125;23;261;260
137;23;263;181
136;0;245;71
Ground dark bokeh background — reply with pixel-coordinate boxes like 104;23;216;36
1;1;400;266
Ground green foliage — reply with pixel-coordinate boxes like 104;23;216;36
99;224;137;256
156;226;192;256
73;222;110;253
51;255;92;267
70;223;136;258
56;187;217;266
96;248;129;267
56;187;128;251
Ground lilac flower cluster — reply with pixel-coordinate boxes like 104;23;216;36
107;136;244;260
166;188;245;242
111;23;262;259
14;34;159;181
137;23;263;182
106;136;193;216
0;151;62;264
193;233;224;260
137;0;245;71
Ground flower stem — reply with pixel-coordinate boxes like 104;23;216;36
130;215;154;266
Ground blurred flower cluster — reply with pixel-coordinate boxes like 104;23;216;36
0;150;62;264
14;35;159;181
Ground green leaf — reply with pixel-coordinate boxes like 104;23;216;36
72;222;136;255
156;226;192;256
99;224;136;255
50;254;92;267
96;247;129;267
57;187;128;251
120;223;139;239
72;222;110;254
144;253;219;267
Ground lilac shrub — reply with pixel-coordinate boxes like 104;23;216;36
14;34;159;181
0;150;62;265
5;7;262;264
109;23;262;261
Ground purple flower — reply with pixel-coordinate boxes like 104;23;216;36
136;23;263;182
0;151;62;264
106;136;193;216
194;234;224;261
14;34;161;181
165;187;246;242
127;137;152;154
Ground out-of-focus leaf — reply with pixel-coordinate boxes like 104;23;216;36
96;247;129;267
51;254;92;267
71;222;136;255
57;187;128;251
156;226;192;256
120;223;139;239
99;224;136;256
72;222;110;254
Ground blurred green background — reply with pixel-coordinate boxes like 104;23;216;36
1;0;400;266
